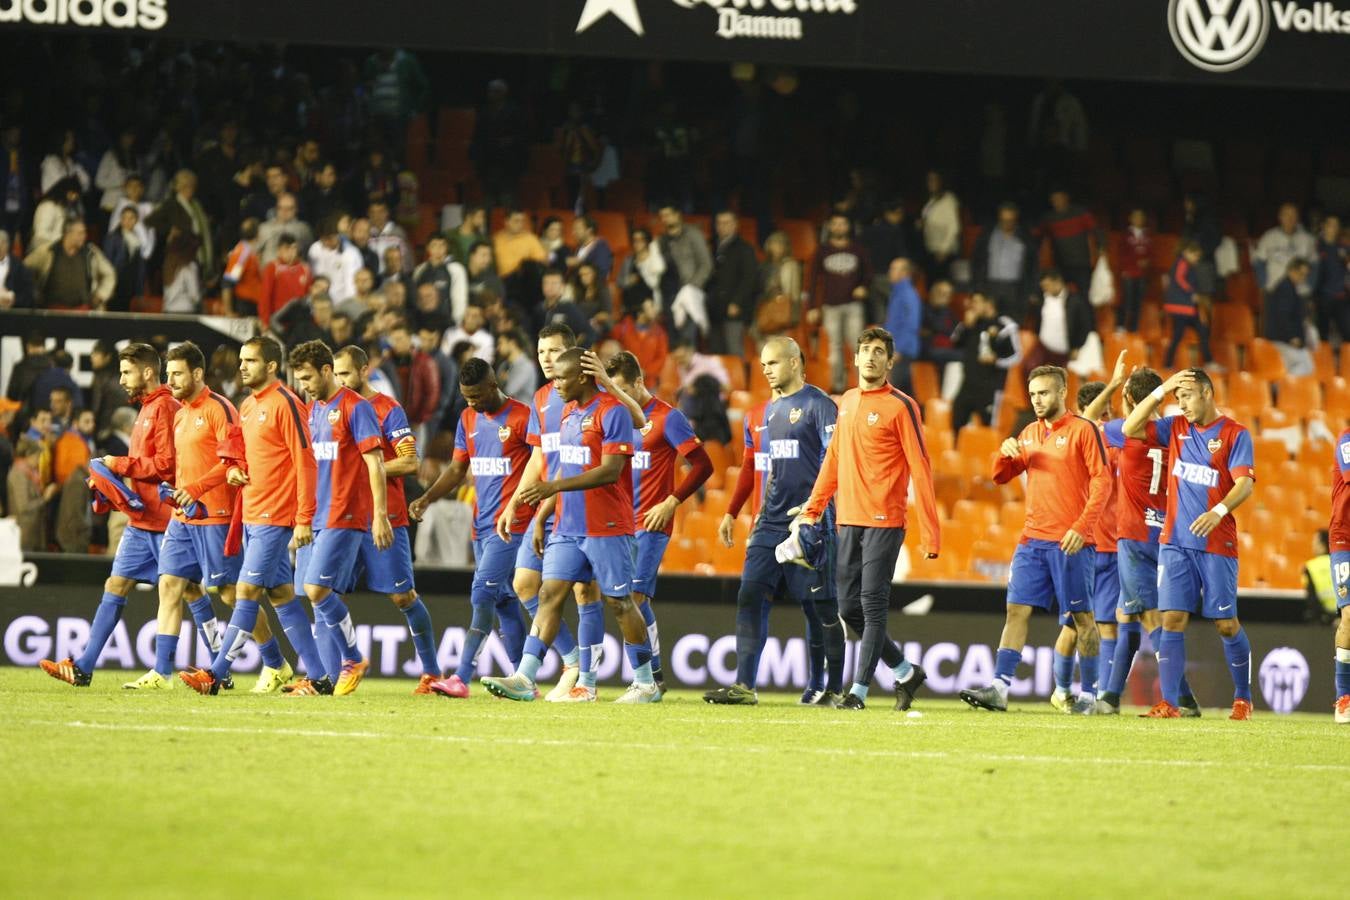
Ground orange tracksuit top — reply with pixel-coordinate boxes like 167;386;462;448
106;384;178;532
173;388;242;526
993;412;1110;543
237;379;317;527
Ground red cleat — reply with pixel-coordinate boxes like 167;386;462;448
178;667;220;696
429;674;470;698
1140;700;1181;718
1229;699;1254;721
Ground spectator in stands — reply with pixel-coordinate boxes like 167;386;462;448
257;192;313;265
102;406;137;458
1028;79;1089;155
708;210;758;355
1038;188;1100;296
611;295;670;389
6;332;50;421
410;282;445;333
87;340;127;434
1119;207;1152;334
8;437;50;551
0;229;35;309
671;341;730;395
301;161;342;225
972;201;1038;326
809;212;872;393
1254;203;1316;299
26;220;116;311
539;268;595;346
1265;258;1314;376
920;170;961;284
619;227;668;311
559;100;601;209
383;322;441;432
329;313;355;351
649;100;696;213
921;281;963;381
366;199;410;274
1180;192;1222;297
658;208;714;337
674;345;732;444
568;214;614;283
884;258;922;394
950;290;1022;434
221;217;263;317
379;246;414;296
249;164;290;223
2;125;32;242
349;217;380;273
195;120;241;223
466;242;506;307
365;48;429;154
540;216;570;271
109;174;155;260
337;267;382;320
44;382;76;437
566;261;612;333
40;129;91;196
31;177;84;252
259;233;310;328
94;127;138;214
495;328;539;402
412;314;454;434
442;303;495;363
1313;215;1348;344
452;206;488;265
102;205;146;312
144;169;213;313
292;139;323;191
53;408;95;488
493;210;547;279
347;145;398;214
1027;269;1093;370
754;231;802;341
0;397;16;511
275;292;336;349
471;79;528;211
415;233;468;323
308;216;365;303
1162;241;1213;369
864;198;912;281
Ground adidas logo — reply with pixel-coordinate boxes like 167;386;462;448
0;0;168;30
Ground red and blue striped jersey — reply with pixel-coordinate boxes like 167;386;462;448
526;383;566;530
555;392;635;537
743;400;771;518
309;386;382;530
1104;418;1168;545
453;398;535;539
1092;423;1120;554
1145;415;1254;558
631;397;701;536
1331;427;1350;551
365;391;416;529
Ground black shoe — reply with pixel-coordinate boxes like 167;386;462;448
313;676;335;696
836;693;865;710
893;664;927;711
702;683;758;705
813;691;843;707
655;679;667;698
220;673;235;691
959;684;1008;712
799;688;823;705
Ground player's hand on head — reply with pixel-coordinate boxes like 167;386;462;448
1060;528;1085;555
999;437;1021;458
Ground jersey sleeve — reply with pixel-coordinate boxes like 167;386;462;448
452;412;471;465
1103;418;1127;449
382;402;417;459
1339;430;1350;482
1145;416;1175;448
662;407;702;457
1071;421;1111;538
815;394;839;459
280;390;317;526
525;397;543;447
897;395;941;556
601;403;634;456
992;426;1028;483
742;414;754;450
350;399;384;455
112;398;177;484
1229;427;1255;481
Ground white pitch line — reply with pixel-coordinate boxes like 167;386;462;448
22;719;1350;774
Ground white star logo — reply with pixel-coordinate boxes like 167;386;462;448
576;0;644;35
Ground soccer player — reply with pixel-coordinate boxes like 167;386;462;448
333;345;442;694
799;327;939;711
1124;368;1257;720
481;347;656;703
605;350;714;695
179;336;331;696
125;341;292;692
1083;356;1199;715
1331;423;1350;723
40;343;211;688
703;336;846;706
408;358;535;698
493;324;648;700
960;365;1110;715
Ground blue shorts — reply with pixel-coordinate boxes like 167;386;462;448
514;530;544;573
631;531;672;599
472;533;521;604
1007;539;1093;614
358;526;416;594
238;524;295;591
1158;544;1239;619
541;533;634;596
1117;538;1160;615
742;527;836;601
1092;550;1120;623
1335;550;1350;611
159;519;241;589
110;525;163;585
297;528;364;595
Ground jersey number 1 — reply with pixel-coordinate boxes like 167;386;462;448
1147;448;1164;495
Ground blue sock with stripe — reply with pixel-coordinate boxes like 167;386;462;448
456;600;493;682
624;639;654;685
1105;622;1142;699
210;600;259;681
1222;628;1252;702
1153;626;1197;704
274;600;327;681
577;603;604;690
1098;635;1116;695
77;592;126;672
636;598;662;677
1052;650;1074;692
495;597;528;668
1336;648;1350;697
154;633;179;676
1078;651;1099;699
258;637;285;671
1158;631;1186;706
401;598;440;676
518;636;547;683
314;594;361;663
524;595;578;663
994;647;1021;686
187;594;222;657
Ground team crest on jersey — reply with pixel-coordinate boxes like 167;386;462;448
194;416;205;429
582;415;594;428
497;425;511;442
789;408;803;424
327;408;341;425
1055;436;1068;448
1207;438;1223;452
256;411;266;422
866;412;879;426
640;421;654;436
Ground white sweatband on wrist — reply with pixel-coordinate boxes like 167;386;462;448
1150;387;1165;403
1211;502;1229;518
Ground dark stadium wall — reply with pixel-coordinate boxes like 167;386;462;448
1;586;1331;713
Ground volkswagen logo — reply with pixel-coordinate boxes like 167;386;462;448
1169;0;1271;72
1258;646;1310;713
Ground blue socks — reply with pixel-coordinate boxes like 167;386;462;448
495;597;528;668
1158;631;1187;706
1052;650;1074;692
849;682;869;700
1151;626;1196;703
1078;652;1099;699
523;595;579;659
518;636;547;683
735;584;767;688
1106;621;1142;698
457;599;493;682
624;639;654;685
577;603;604;690
636;598;662;677
187;594;222;657
275;599;327;681
401;598;440;677
258;637;285;671
77;592;126;672
210;599;259;680
1222;628;1252;702
1336;648;1350;697
1098;634;1117;695
994;647;1021;686
314;594;361;663
799;598;826;692
154;633;179;676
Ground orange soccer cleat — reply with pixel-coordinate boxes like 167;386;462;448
1140;700;1181;718
413;674;440;695
334;659;369;696
1334;695;1350;724
1229;699;1254;721
178;667;220;696
284;677;334;697
40;657;91;686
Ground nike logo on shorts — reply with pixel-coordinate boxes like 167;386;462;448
810;586;823;593
1218;604;1232;611
485;581;498;586
320;573;333;579
246;571;262;577
210;572;224;579
612;583;628;592
395;579;408;587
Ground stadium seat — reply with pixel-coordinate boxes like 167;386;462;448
1273;375;1320;422
1227;371;1270;411
1000;501;1026;534
955;425;1000;462
925;425;955;455
924;398;952;434
910;362;939;405
1247;339;1287;381
437;106;477;141
591;211;630;255
1211;301;1256;346
1313;343;1337;383
779;218;818;262
718;356;748;392
1325;377;1350;429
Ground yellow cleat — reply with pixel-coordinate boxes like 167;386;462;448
334;659;370;696
122;670;174;690
251;660;295;694
1050;688;1074;713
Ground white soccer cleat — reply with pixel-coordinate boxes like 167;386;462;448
1094;698;1120;715
555;685;597;703
122;670;173;690
251;660;295;694
1335;695;1350;724
613;682;661;704
544;664;581;702
1050;688;1074;713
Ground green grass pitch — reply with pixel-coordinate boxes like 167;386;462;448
1;667;1343;898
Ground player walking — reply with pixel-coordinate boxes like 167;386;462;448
1331;423;1350;723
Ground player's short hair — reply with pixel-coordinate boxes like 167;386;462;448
1077;380;1106;411
335;344;368;369
165;341;206;372
856;326;895;358
604;350;643;384
538;323;577;348
1027;365;1067;388
288;340;334;373
1183;367;1215;395
1124;368;1163;405
118;342;160;373
555;347;587;375
243;336;285;372
459;357;493;387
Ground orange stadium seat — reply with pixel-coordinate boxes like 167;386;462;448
955;425;1000;461
718;357;748;392
779;218;818;262
1247;338;1287;381
1274;376;1320;422
910;362;939;405
925;398;952;434
1227;371;1270;411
